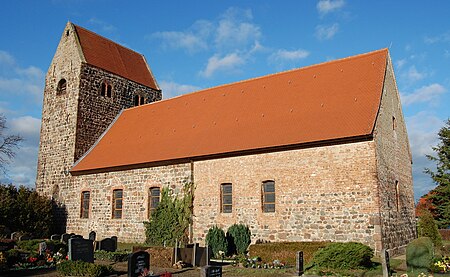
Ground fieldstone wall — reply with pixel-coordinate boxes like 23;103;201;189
65;164;191;242
192;141;383;252
36;23;83;199
373;55;416;255
75;64;161;161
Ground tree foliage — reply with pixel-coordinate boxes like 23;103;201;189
144;182;194;246
226;224;251;255
422;118;450;229
205;225;227;258
0;184;54;238
417;208;443;247
0;114;23;174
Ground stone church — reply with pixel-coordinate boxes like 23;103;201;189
36;22;416;254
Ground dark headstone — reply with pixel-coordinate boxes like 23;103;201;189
68;238;94;263
0;240;15;251
111;236;118;250
71;234;83;239
200;265;222;277
10;232;21;240
19;234;30;241
128;251;150;277
39;242;47;255
89;231;96;241
99;238;116;252
296;251;304;276
61;233;70;244
51;234;61;241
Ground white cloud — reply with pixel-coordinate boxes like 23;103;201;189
200;53;246;78
395;59;407;69
405;112;444;199
424;31;450;44
0;51;15;66
402;65;426;82
9;116;41;146
400;83;446;106
153;31;209;53
159;81;201;99
215;8;261;50
317;0;345;16
87;18;117;33
315;23;339;40
269;49;310;62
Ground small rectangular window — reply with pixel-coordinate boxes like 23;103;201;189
112;189;123;219
221;183;232;213
80;191;90;219
392;116;396;130
148;187;160;217
395;180;400;212
262;181;275;213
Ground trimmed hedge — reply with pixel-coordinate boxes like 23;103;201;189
94;250;129;262
406;237;434;270
248;241;330;266
57;260;113;277
307;242;373;270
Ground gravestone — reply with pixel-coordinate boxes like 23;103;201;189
296;251;304;276
71;234;83;239
51;234;61;241
19;234;30;241
10;232;21;240
39;241;47;256
68;238;94;263
89;231;96;241
200;265;222;277
99;238;116;252
0;240;15;251
111;236;118;250
128;251;150;277
61;233;70;244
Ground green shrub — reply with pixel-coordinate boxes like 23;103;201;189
226;224;251;255
418;209;443;248
57;260;113;277
144;183;194;246
249;241;330;266
406;237;435;270
205;226;227;258
16;239;67;254
307;242;373;270
94;250;129;262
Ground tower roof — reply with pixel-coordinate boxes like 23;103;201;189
73;24;158;90
71;49;388;174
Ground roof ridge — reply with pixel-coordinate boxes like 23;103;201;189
72;23;145;58
133;48;388;108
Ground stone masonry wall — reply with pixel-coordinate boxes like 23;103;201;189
192;141;383;252
36;23;83;199
373;55;416;255
66;164;191;242
75;64;161;161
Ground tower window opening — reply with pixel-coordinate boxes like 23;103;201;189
100;81;112;98
56;79;67;95
134;95;145;106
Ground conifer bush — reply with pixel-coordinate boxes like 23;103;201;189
418;209;443;248
406;237;435;270
226;224;251;255
307;242;373;270
205;226;227;258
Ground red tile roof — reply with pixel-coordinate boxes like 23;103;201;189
73;24;158;89
71;49;388;174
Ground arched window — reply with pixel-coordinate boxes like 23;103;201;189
100;81;112;98
262;180;275;213
148;187;160;217
80;191;90;219
221;183;232;213
134;95;145;106
56;79;67;95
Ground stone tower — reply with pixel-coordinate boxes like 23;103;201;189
36;22;161;204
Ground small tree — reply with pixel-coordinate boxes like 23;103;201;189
0;114;23;174
417;208;443;248
226;224;251;255
144;183;194;246
205;226;227;258
424;118;450;229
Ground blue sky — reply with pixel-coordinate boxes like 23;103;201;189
0;0;449;200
